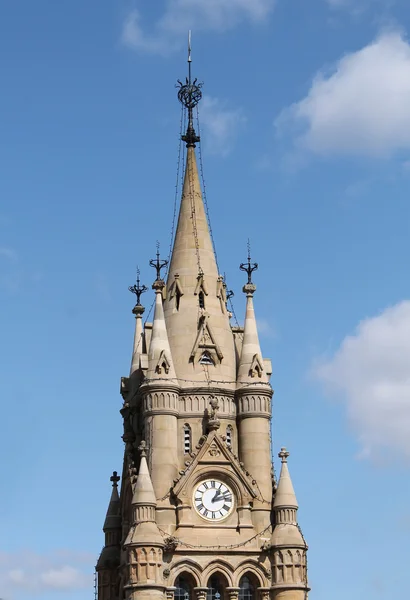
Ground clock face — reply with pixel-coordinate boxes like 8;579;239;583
193;479;234;521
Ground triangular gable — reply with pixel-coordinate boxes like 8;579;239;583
190;315;224;362
250;353;264;378
168;273;184;300
172;430;257;499
194;273;209;296
155;349;171;374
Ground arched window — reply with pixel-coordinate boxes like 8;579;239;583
183;424;191;454
207;573;228;600
226;425;233;447
239;575;256;600
199;291;205;309
175;574;194;600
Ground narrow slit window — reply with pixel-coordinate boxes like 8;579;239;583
176;287;182;311
198;291;205;309
183;424;191;454
226;425;233;447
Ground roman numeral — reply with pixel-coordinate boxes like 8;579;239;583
223;504;230;512
211;512;216;519
203;509;209;517
211;480;216;488
203;482;209;489
197;503;204;512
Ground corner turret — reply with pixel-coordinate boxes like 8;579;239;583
124;443;165;600
96;472;122;600
271;449;309;600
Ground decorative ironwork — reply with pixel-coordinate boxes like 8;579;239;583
240;240;258;285
128;268;148;306
177;31;203;147
149;243;168;282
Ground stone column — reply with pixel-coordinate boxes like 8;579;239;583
258;587;271;600
226;587;240;600
166;586;177;600
194;587;208;600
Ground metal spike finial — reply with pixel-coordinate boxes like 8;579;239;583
177;31;203;147
128;267;148;308
240;239;258;286
149;242;168;284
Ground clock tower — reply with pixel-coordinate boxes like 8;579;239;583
96;41;309;600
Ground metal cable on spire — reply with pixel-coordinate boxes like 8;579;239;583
177;31;203;147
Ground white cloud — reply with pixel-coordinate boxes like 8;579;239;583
199;95;246;156
276;31;410;158
122;0;275;54
313;301;410;462
0;550;93;596
257;318;276;338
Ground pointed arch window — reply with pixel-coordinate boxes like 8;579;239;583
207;574;227;600
239;575;256;600
226;425;233;448
183;424;191;454
175;574;194;600
198;291;205;309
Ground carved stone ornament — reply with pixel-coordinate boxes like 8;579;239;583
208;442;221;457
163;536;179;552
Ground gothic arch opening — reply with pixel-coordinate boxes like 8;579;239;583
239;573;258;600
175;572;196;600
207;572;229;600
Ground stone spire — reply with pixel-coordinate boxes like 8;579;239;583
163;49;236;388
271;449;309;600
128;271;148;376
237;250;269;385
103;471;122;531
273;448;298;511
124;442;163;546
146;251;177;383
96;472;122;599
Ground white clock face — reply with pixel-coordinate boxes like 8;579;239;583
193;479;234;521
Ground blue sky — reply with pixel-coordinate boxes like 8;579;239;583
1;0;410;598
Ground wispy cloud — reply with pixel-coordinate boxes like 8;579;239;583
122;0;276;55
257;318;276;339
199;96;246;156
0;550;93;597
276;31;410;159
312;300;410;463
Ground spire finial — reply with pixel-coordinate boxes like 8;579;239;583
149;242;168;287
110;471;120;487
240;239;258;294
177;31;203;148
129;267;148;313
138;440;147;458
279;447;290;463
